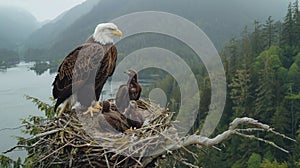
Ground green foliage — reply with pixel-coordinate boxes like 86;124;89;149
29;62;50;75
2;0;300;167
296;130;300;166
260;159;288;168
247;153;262;168
254;46;283;70
229;66;251;117
0;95;59;167
0;155;21;168
294;52;300;66
232;159;245;168
287;63;300;92
281;2;294;47
251;20;264;56
141;1;300;166
262;16;277;49
0;155;14;168
206;0;300;166
23;0;288;61
24;95;57;119
271;105;290;133
285;92;300;100
0;48;19;68
227;38;239;76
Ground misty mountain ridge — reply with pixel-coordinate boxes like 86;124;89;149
0;0;291;61
22;0;290;61
24;0;101;49
0;6;39;49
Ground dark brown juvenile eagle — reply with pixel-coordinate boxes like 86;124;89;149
115;69;142;112
52;23;122;116
100;101;130;133
124;100;144;129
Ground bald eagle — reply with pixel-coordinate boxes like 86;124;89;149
124;100;144;129
99;101;130;133
115;69;142;112
52;23;122;116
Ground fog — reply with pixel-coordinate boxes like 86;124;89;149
0;0;87;21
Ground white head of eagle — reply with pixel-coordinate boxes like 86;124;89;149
93;23;123;45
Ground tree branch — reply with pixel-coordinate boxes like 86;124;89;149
173;117;294;153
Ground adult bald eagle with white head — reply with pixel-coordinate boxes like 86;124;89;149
52;23;122;116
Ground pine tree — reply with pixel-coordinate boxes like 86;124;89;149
262;16;277;49
287;62;300;93
229;65;251;117
253;47;283;122
228;37;239;75
251;20;263;56
220;47;229;78
293;0;300;46
248;153;262;168
281;2;294;47
240;26;254;67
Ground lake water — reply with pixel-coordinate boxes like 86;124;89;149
0;62;141;160
0;62;53;159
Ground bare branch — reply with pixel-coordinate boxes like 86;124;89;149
173;117;294;154
4;99;294;168
0;125;25;132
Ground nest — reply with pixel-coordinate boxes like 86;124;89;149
19;99;185;168
8;98;292;167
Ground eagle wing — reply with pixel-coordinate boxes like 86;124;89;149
94;45;117;101
52;43;105;111
115;84;130;112
104;111;130;132
130;83;142;100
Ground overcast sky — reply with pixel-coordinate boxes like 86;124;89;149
0;0;87;21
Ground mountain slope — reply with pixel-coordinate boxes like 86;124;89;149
24;0;100;49
0;6;39;49
24;0;290;60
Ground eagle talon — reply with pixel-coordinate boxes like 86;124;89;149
83;106;101;117
124;127;134;134
94;101;103;111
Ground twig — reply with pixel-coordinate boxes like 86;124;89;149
182;161;199;168
104;152;111;168
5;99;294;168
39;139;74;162
235;132;289;153
269;129;296;142
0;125;25;132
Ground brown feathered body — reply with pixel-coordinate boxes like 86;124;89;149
52;37;117;111
115;70;141;112
100;101;130;133
124;101;144;129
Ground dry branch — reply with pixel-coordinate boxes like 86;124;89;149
4;99;294;168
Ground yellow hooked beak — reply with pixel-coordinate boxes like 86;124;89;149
113;29;123;37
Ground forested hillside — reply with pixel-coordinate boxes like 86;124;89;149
150;1;300;167
22;0;288;61
218;1;300;166
1;0;300;167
